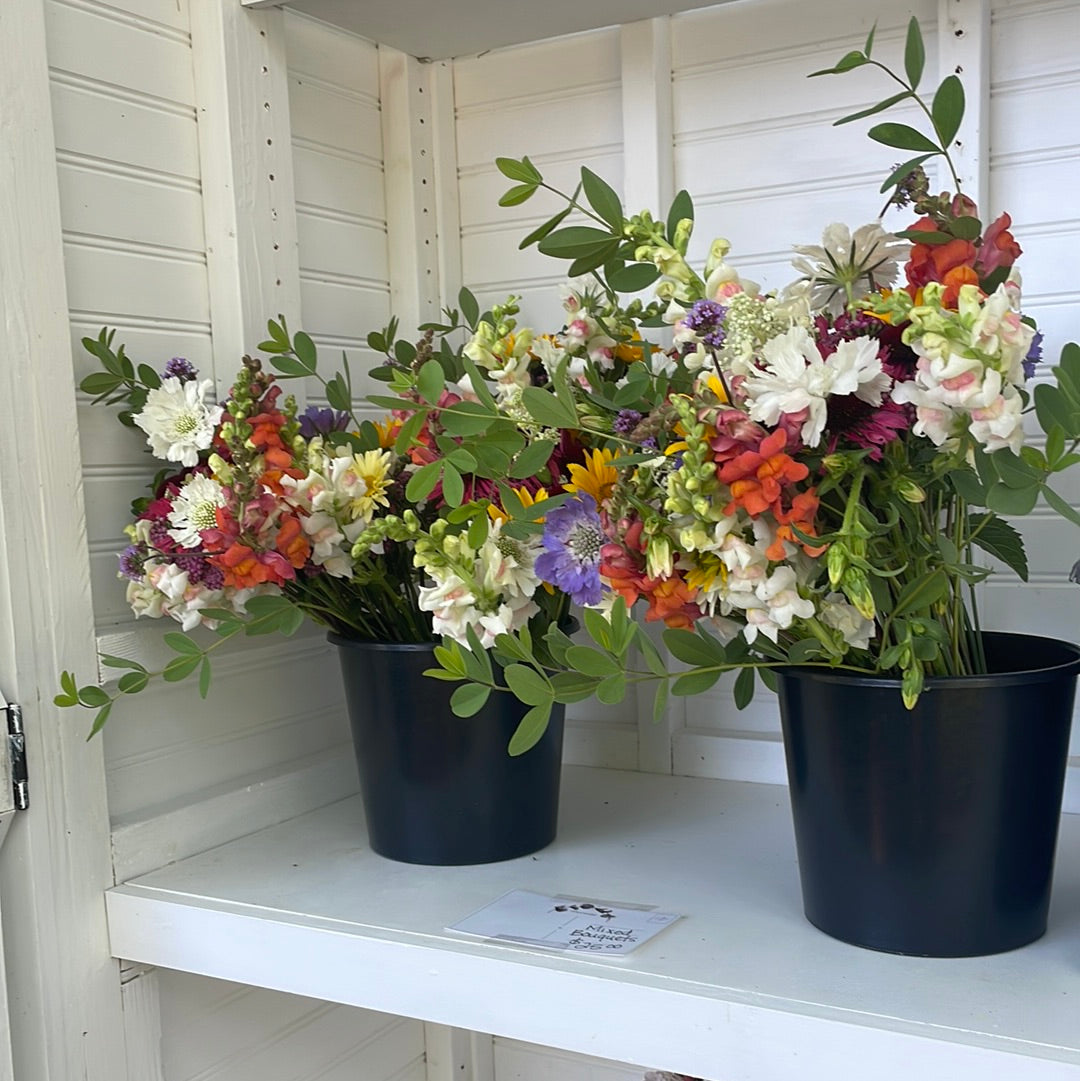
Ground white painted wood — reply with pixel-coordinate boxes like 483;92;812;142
190;0;302;382
493;1038;647;1081
619;19;673;230
120;969;166;1081
111;746;357;881
0;697;14;1081
379;46;441;328
106;767;1080;1080
429;60;464;317
0;1;128;1077
938;0;991;210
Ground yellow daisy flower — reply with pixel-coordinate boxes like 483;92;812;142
345;449;393;522
564;448;619;505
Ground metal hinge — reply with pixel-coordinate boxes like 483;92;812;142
6;704;27;811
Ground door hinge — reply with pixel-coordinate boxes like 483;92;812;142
6;704;27;811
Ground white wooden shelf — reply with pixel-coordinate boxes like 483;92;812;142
106;767;1080;1080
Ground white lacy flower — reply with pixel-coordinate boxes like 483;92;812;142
791;222;908;314
742;327;888;446
167;473;226;548
134;377;223;468
820;592;875;650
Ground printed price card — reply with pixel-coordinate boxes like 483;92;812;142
448;889;681;955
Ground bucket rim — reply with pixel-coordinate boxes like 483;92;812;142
776;631;1080;691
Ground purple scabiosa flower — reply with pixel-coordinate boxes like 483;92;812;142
682;299;727;349
1023;331;1043;380
162;357;198;382
535;494;606;607
118;544;149;582
614;408;643;435
298;405;350;440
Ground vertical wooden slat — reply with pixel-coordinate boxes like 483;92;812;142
0;0;127;1078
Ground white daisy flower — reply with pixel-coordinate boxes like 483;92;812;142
167;473;226;548
134;377;223;467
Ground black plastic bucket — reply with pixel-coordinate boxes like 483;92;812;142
330;634;565;865
776;632;1080;956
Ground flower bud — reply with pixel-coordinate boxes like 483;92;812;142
841;566;876;621
827;544;848;587
897;477;926;503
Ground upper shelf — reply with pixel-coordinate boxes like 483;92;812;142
106;766;1080;1080
241;0;733;59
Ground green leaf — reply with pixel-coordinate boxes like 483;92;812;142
498;182;538;207
596;673;626;705
293;331;318;373
405;460;442;503
549;671;600;704
864;23;877;56
1042;483;1080;529
137;363;161;389
450;682;491;718
759;668;778;694
434;642;467;677
931;74;965;147
868;122;939;153
78;685;110;707
879;154;934;194
565;645;621;678
164;632;202;656
636;630;668;678
163;654;201;682
80;372;124;397
441;463;464;507
665;190;694;245
416;359;445;405
538;225;618;259
968;513;1027;580
117;671;149;695
833;90;911;127
99;654;147;672
904;16;925;89
270;355;315;379
786;638;830;664
663;628;724;667
672;669;721;696
88;703;113;738
808;50;868;77
519;205;573;251
508;438;556;479
508;701;552;756
458;287;480;328
503;664;552;707
949;467;987;506
606;262;661;293
581;167;623;230
733;666;755;710
567;240;621;279
198;658;212;698
949;214;982;241
326;375;352;413
441;403;495;438
495;156;542;184
991;449;1041;489
986;481;1039;516
892;569;950;618
1035;384;1079;440
520;386;577;428
651;681;669;724
444;447;477;473
582;606;614;651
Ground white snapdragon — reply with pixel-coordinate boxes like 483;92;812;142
820;592;876;651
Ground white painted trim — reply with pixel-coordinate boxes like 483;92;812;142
0;1;127;1076
619;17;674;220
110;747;358;881
190;0;302;387
379;46;441;328
937;0;991;210
429;60;464;317
120;969;166;1081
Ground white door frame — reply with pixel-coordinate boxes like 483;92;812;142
0;0;127;1076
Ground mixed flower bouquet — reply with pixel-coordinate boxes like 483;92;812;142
425;18;1080;720
58;18;1080;748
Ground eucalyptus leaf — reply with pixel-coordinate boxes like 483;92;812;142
867;122;940;154
581;167;623;230
931;74;965;146
450;682;490;718
904;16;925;88
507;701;552;756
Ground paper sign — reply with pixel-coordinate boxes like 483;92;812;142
448;889;681;955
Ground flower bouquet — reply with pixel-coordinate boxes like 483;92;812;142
419;18;1080;726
